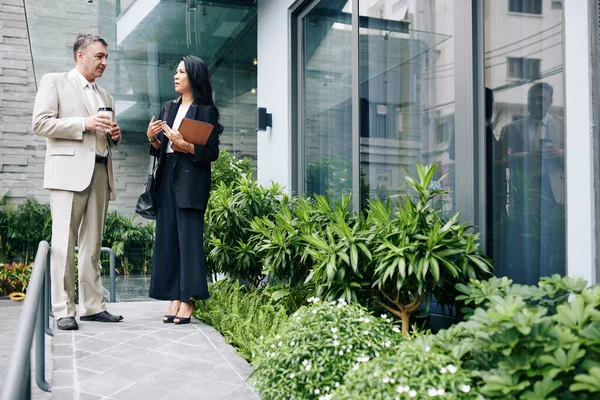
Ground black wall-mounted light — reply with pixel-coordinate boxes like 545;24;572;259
256;107;272;132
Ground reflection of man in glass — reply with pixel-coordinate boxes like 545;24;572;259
498;82;565;284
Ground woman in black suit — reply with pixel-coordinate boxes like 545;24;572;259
145;56;221;324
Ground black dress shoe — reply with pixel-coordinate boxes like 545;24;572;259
57;316;79;330
80;311;123;322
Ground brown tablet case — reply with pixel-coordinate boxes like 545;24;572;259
172;118;214;152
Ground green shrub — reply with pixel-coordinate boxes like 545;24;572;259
335;338;481;400
205;176;287;287
251;299;402;400
431;276;600;399
303;164;493;335
102;212;155;275
0;195;51;264
211;148;255;191
0;262;32;296
193;279;289;361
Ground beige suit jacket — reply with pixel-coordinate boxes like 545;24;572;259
499;114;564;205
32;69;120;200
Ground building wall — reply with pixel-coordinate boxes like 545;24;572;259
256;0;295;192
0;0;45;201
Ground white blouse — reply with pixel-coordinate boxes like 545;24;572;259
166;105;190;154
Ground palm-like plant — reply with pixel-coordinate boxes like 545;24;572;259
369;163;493;334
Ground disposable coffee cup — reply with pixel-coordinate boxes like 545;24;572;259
97;107;114;134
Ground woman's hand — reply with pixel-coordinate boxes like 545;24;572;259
162;123;187;149
147;116;163;141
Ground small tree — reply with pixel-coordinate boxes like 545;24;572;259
368;163;493;334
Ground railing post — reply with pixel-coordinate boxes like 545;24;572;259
100;247;117;303
46;252;53;318
44;254;53;337
36;288;50;392
1;241;50;400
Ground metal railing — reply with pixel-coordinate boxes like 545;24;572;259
1;243;117;400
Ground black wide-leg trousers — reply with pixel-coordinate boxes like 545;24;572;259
149;156;209;301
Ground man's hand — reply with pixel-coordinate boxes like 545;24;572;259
542;143;563;160
84;114;112;132
109;122;121;141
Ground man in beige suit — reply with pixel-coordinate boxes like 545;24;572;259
33;33;123;330
497;82;565;284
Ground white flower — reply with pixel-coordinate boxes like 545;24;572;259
337;298;347;305
275;335;281;339
331;327;338;333
446;364;457;374
348;344;353;350
428;388;437;396
335;382;340;388
325;386;330;392
363;330;370;335
259;335;264;340
383;377;390;383
440;367;447;374
357;355;370;363
314;389;320;394
352;364;359;371
436;389;445;396
384;341;391;348
307;296;321;303
333;340;340;347
380;314;388;319
289;373;295;379
409;390;417;398
392;327;401;333
319;395;332;400
424;346;431;352
278;341;283;347
302;359;308;366
338;350;344;355
271;344;275;349
312;309;318;314
305;364;312;371
390;379;396;384
396;385;410;393
459;384;471;393
290;341;295;346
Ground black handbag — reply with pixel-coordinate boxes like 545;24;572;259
135;156;158;220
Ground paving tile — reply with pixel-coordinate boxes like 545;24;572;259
122;334;166;351
76;367;99;384
75;353;126;373
102;360;158;383
51;369;75;389
75;337;117;354
206;364;249;386
164;377;242;399
49;387;77;399
53;356;74;371
78;391;104;400
77;370;135;397
220;386;261;400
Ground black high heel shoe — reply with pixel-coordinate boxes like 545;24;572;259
163;315;176;323
173;316;191;325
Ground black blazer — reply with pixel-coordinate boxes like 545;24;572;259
150;98;220;210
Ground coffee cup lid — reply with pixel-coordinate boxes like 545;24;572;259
98;107;113;112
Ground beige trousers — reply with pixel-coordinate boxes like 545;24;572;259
49;162;109;319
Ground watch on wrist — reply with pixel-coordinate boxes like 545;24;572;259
149;136;157;143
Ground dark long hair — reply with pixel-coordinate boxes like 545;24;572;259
181;55;224;135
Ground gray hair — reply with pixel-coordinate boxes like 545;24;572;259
72;33;108;62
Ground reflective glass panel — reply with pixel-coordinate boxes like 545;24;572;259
302;1;353;200
358;0;456;212
484;0;566;284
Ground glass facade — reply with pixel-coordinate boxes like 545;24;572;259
484;0;566;284
301;1;354;200
296;0;568;285
24;0;257;213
